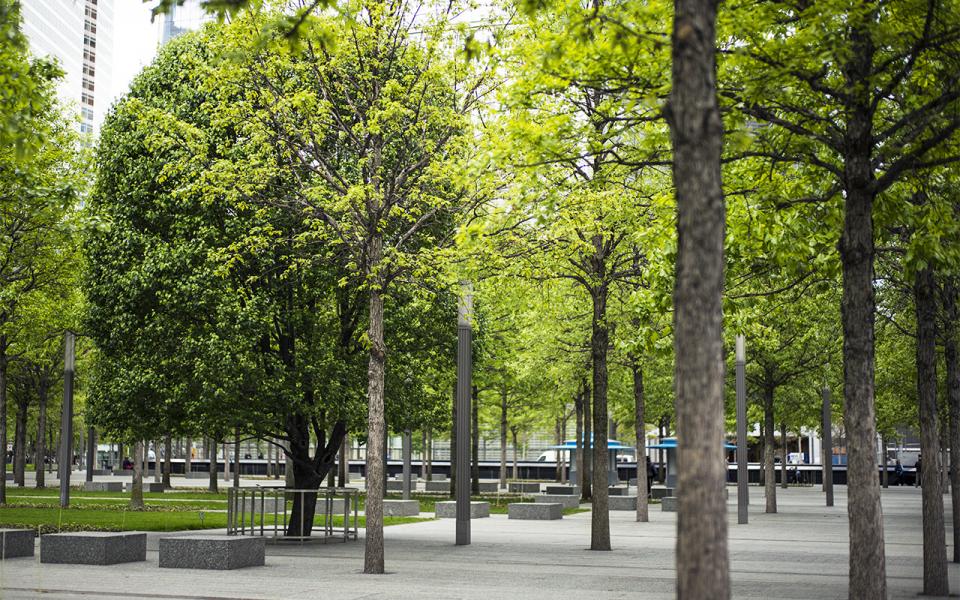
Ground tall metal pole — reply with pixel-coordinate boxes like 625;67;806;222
736;335;748;524
822;383;834;507
402;429;412;500
455;282;473;545
59;331;75;508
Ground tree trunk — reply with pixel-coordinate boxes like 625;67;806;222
0;345;8;504
511;427;519;480
943;279;960;563
633;361;648;522
590;286;611;551
500;387;508;488
658;416;668;484
575;390;584;493
881;435;888;489
208;437;218;493
130;441;145;510
780;422;788;490
554;418;562;482
363;278;387;575
163;435;172;488
582;381;592;501
426;429;432;481
471;385;480;495
667;0;730;594
185;437;192;476
838;22;886;598
13;395;27;486
763;386;777;513
914;266;949;595
339;434;349;487
233;429;241;489
450;386;457;496
36;377;48;488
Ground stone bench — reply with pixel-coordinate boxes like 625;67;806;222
159;535;265;570
544;485;579;496
383;499;419;517
535;494;580;509
608;496;637;511
186;471;211;479
651;486;674;499
477;482;499;493
608;487;628;496
435;501;490;518
425;481;451;493
508;502;562;520
430;474;448;481
386;480;404;491
661;496;677;512
83;481;124;492
125;482;165;493
508;482;541;494
41;532;146;565
0;529;34;559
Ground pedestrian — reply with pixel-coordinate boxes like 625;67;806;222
646;456;655;497
915;454;922;488
894;460;904;486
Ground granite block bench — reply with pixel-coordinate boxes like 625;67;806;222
477;481;499;493
535;494;580;509
159;535;265;570
508;502;562;520
544;485;579;496
508;482;541;494
383;499;420;517
435;501;490;518
185;471;211;479
608;495;637;511
651;486;674;500
425;481;451;493
607;486;629;496
0;529;34;558
386;480;404;491
124;482;164;493
41;532;146;565
661;496;677;512
83;481;123;492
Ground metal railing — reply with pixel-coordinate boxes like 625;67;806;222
226;487;359;543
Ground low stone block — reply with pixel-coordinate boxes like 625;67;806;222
628;478;637;486
425;481;451;493
508;502;562;520
125;482;165;493
651;486;674;500
608;496;637;511
315;497;352;516
41;532;146;565
607;486;628;496
92;469;113;476
159;535;265;570
386;480;403;491
535;494;580;509
238;496;284;515
83;481;123;492
383;499;420;517
0;529;34;559
435;501;490;518
477;482;498;493
544;485;580;496
508;482;541;494
430;474;448;481
661;496;677;512
186;471;211;479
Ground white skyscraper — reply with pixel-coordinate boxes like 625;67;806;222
159;0;211;44
20;0;114;135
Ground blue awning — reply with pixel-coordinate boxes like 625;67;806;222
549;438;635;451
647;437;736;450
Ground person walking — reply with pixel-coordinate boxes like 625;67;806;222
914;454;922;487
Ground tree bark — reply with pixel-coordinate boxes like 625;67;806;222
633;361;648;522
838;20;886;598
500;387;508;488
363;277;387;574
763;386;777;513
339;434;349;487
943;279;960;563
590;286;611;550
511;427;519;480
667;0;730;594
13;395;27;486
914;266;949;595
130;441;145;510
450;386;457;496
881;435;888;489
163;435;172;488
232;429;241;489
36;376;48;488
471;385;480;495
0;343;8;504
780;422;788;490
582;381;592;501
575;389;584;493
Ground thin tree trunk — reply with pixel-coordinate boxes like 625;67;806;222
208;437;218;493
153;440;161;483
658;416;666;484
944;279;960;563
881;435;888;489
36;378;48;488
583;380;592;501
590;286;611;550
339;434;349;487
130;441;145;510
450;386;457;496
763;386;777;513
780;422;788;490
838;21;886;597
363;278;387;575
914;266;948;594
575;390;584;493
163;435;172;488
511;427;519;480
426;429;432;481
0;344;8;504
13;396;27;486
233;428;241;489
472;385;480;495
667;0;730;594
184;437;192;476
500;387;507;488
633;361;648;522
554;418;562;482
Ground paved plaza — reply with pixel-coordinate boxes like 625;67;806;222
0;486;953;599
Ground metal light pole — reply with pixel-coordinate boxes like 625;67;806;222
455;281;473;546
822;382;834;507
736;335;748;524
59;331;75;508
